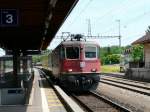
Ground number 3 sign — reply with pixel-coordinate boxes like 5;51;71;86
0;9;18;26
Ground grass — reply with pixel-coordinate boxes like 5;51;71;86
101;65;120;73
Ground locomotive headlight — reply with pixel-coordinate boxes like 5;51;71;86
68;69;72;72
91;68;97;72
80;62;85;68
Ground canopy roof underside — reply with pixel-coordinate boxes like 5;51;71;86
0;0;78;52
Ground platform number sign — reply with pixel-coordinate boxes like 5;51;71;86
0;9;18;26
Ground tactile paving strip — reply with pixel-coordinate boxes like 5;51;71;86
44;88;67;112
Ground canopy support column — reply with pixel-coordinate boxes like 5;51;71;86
13;50;20;86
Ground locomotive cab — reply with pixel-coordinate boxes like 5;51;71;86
59;41;100;91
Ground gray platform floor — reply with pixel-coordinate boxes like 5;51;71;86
0;69;43;112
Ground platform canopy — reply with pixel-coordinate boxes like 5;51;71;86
0;0;78;53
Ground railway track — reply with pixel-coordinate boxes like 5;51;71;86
100;75;150;96
38;69;150;112
101;73;125;78
39;68;132;112
71;91;131;112
101;73;150;85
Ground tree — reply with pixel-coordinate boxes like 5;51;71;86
32;49;51;64
146;26;150;34
100;46;124;65
99;45;144;65
32;55;41;63
103;54;121;65
131;44;143;62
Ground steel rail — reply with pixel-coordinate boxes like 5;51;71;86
100;80;150;96
90;91;132;112
101;77;150;90
71;93;93;112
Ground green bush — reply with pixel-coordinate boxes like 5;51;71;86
103;54;121;65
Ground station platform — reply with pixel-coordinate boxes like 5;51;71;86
0;69;67;112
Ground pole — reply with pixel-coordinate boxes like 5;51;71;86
117;19;121;47
117;20;121;47
87;19;92;37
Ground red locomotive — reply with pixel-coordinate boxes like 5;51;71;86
48;34;101;91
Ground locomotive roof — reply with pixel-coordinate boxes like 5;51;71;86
50;40;99;53
61;40;99;46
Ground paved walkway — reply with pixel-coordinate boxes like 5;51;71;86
0;69;66;112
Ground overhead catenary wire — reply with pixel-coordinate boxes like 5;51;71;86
64;0;148;35
102;10;150;35
66;0;93;29
99;10;150;42
123;10;150;27
94;0;146;33
53;0;150;48
94;0;130;25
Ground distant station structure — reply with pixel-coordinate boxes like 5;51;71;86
126;31;150;81
0;0;78;105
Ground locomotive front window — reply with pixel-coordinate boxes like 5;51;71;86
85;46;97;58
65;47;79;59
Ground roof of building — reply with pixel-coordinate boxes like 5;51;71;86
132;32;150;45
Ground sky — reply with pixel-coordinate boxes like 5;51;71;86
48;0;150;49
0;48;5;56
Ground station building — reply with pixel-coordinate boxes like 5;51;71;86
126;32;150;81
